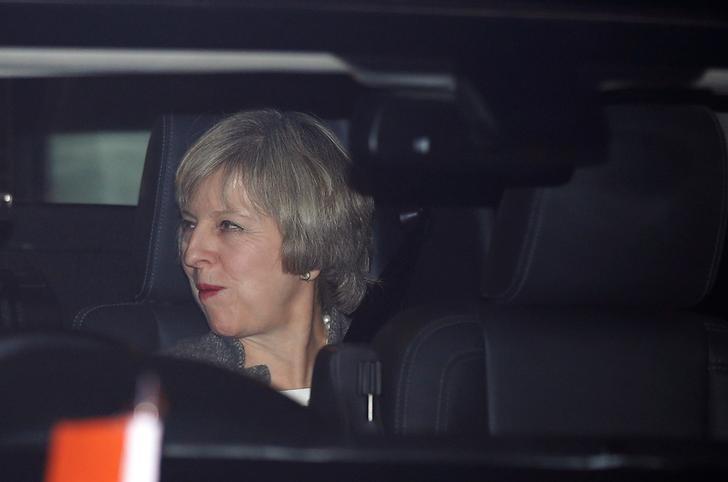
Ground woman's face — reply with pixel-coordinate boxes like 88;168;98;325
179;170;311;339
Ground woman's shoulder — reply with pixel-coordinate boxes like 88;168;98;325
162;332;270;384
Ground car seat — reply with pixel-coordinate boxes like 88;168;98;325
72;115;215;350
371;104;728;440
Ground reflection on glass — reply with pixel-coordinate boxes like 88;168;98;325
45;131;149;205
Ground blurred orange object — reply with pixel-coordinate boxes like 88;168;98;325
45;411;162;482
45;415;128;482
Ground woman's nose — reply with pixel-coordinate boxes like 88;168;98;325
182;226;216;268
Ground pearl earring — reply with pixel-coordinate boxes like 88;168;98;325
300;272;311;281
323;313;332;343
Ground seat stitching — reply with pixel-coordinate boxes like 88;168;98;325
398;317;475;433
435;350;482;434
149;117;175;297
396;316;480;434
138;116;168;298
397;317;475;433
700;109;728;301
72;303;98;330
481;318;492;434
72;301;143;330
504;189;546;302
72;304;96;330
138;116;172;300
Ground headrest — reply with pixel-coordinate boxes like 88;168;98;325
132;114;221;302
482;105;728;308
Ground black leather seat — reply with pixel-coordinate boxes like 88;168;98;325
72;115;216;350
372;104;728;440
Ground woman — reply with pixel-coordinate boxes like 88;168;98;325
167;110;373;404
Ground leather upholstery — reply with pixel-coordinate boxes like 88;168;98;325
477;306;709;438
74;301;208;352
482;105;727;307
374;303;488;436
310;343;383;436
73;115;218;349
373;104;728;439
132;115;221;303
376;305;720;438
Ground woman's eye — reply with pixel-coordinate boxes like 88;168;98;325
219;220;243;232
180;219;196;232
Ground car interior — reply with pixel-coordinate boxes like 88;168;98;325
1;1;728;481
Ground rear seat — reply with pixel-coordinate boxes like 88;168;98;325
372;104;728;439
72;115;214;350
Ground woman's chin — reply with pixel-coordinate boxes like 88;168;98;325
206;319;243;339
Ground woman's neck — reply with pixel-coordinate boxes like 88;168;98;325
239;300;327;390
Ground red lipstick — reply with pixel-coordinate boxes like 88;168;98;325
196;283;224;301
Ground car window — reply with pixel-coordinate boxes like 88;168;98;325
45;130;148;205
1;73;356;207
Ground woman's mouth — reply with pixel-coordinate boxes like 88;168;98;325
196;283;225;301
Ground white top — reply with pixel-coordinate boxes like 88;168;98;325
279;388;311;406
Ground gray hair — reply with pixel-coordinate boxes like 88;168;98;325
176;109;374;314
